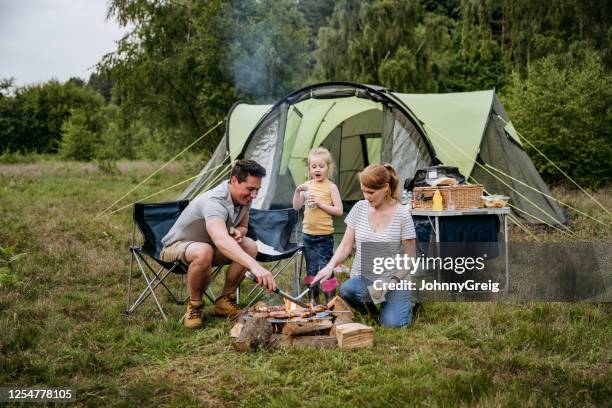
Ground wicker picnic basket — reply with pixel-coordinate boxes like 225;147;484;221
412;184;484;210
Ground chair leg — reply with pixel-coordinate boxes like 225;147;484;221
140;260;181;303
205;266;224;301
131;255;168;321
128;268;170;314
244;261;284;308
127;223;136;313
127;249;136;313
129;259;174;309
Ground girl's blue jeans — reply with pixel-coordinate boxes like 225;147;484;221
302;233;334;277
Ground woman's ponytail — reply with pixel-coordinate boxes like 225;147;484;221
383;164;399;199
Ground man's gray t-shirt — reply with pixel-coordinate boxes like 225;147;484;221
162;181;248;247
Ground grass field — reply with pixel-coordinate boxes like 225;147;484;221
0;161;610;407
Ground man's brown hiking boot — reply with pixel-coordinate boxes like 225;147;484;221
184;300;204;329
214;294;242;318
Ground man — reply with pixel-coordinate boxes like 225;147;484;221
160;159;276;328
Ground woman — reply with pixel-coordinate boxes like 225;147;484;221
311;164;417;328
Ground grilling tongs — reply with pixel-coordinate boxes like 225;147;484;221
249;275;310;308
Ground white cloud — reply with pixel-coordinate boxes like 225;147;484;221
0;0;129;86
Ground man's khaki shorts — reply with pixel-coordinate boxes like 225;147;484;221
160;241;231;266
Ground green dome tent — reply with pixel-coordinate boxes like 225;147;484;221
181;82;567;228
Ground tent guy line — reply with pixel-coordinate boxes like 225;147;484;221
484;163;610;226
423;122;575;234
96;120;224;218
471;176;575;238
494;114;611;216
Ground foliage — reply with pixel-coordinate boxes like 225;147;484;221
100;0;233;154
87;72;114;102
458;0;611;76
0;80;105;154
297;0;335;41
58;109;99;161
314;0;455;92
503;47;612;188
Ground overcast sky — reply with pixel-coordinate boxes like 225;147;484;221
0;0;128;86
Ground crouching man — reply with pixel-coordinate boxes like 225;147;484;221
160;159;276;328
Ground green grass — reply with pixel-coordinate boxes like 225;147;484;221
0;161;610;407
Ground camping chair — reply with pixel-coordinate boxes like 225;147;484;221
242;208;305;307
127;200;203;320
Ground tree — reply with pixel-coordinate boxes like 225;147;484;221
87;72;114;102
458;0;611;77
0;80;104;153
314;0;453;92
59;109;98;161
100;0;233;153
503;47;612;188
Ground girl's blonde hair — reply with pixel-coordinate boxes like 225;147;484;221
359;164;399;200
307;147;336;179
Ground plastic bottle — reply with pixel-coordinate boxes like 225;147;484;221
400;189;412;207
432;190;443;211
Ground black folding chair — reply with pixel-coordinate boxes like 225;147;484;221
243;208;305;307
127;200;203;320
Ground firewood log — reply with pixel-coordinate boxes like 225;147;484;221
293;335;337;348
335;323;374;349
267;334;293;349
330;314;354;336
229;322;244;338
327;296;354;319
282;319;333;336
234;316;273;352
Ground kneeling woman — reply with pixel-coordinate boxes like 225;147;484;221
311;164;417;328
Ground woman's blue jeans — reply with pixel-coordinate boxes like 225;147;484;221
339;276;413;328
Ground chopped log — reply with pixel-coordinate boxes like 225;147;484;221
293;335;337;348
335;323;374;349
333;314;354;325
327;296;354;319
330;315;354;336
229;322;244;338
267;334;294;349
234;316;273;352
282;319;333;336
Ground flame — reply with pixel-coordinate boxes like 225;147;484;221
284;298;301;312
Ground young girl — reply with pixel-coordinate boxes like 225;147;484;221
293;147;343;305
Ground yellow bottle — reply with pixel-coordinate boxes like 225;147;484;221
432;190;443;211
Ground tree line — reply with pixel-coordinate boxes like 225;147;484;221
0;0;610;187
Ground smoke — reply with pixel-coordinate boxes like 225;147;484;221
223;0;309;103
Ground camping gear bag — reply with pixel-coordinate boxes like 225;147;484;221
405;165;466;190
412;184;484;210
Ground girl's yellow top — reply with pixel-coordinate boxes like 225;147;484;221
302;179;334;235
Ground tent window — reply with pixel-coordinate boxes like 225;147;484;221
364;134;381;165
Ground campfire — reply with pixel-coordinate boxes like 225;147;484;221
231;296;374;351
